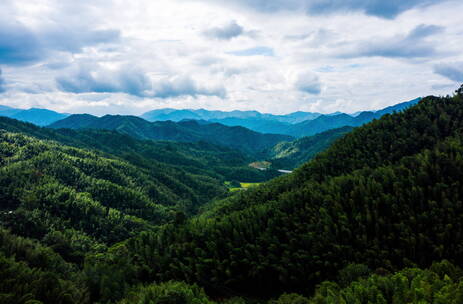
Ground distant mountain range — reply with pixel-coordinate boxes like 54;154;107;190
49;114;293;155
0;97;421;141
0;105;68;126
141;108;321;124
285;98;421;137
140;98;421;136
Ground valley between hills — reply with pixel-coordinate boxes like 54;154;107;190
1;89;463;303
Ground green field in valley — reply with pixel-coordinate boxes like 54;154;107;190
225;181;262;192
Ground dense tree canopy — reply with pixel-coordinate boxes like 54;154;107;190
104;92;463;299
1;88;463;303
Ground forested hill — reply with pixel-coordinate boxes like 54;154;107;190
1;89;462;304
265;126;353;169
101;90;463;301
0;116;282;303
49;114;293;155
0;116;279;183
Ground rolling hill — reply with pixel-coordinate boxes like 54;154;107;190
140;98;420;137
0;116;282;303
49;114;293;155
0;116;280;185
1;88;459;304
265;126;354;169
105;91;463;300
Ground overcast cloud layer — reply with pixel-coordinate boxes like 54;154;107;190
0;0;462;115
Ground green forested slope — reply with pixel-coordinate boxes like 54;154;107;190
0;118;282;303
0;228;89;303
266;126;353;169
104;91;463;299
113;261;463;304
1;89;462;304
0;131;169;244
49;114;293;155
273;260;463;304
0;116;280;183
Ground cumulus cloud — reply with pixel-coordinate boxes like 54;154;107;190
339;24;443;59
42;27;120;54
0;20;44;65
56;63;226;99
0;68;6;93
0;0;462;115
305;0;440;19
295;72;321;94
0;2;120;66
153;75;226;98
56;64;152;97
434;63;463;82
203;20;244;40
228;47;274;56
286;29;337;47
191;0;441;18
0;22;119;66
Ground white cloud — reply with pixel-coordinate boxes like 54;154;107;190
203;20;245;40
0;0;462;115
0;68;6;93
434;62;463;83
294;72;321;94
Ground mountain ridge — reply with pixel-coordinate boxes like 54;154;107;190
48;114;294;155
140;98;421;136
0;106;69;126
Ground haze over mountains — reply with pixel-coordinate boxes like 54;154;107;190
0;105;69;126
0;97;420;140
140;98;420;136
141;108;322;124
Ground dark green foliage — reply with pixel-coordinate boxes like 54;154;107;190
310;261;463;304
1;90;463;304
118;281;213;304
337;264;371;288
0;116;281;303
265;126;353;169
112;93;463;298
456;84;463;96
270;294;310;304
0;131;171;245
0;228;88;303
0;116;279;183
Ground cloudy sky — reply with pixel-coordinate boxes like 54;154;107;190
0;0;462;115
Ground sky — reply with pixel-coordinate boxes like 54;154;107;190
0;0;462;116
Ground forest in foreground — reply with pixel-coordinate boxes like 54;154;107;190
1;86;463;303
